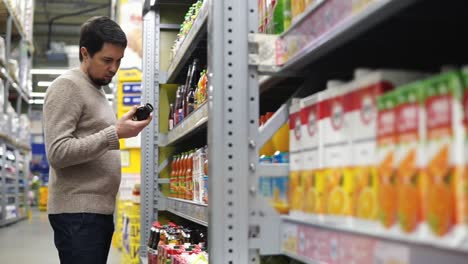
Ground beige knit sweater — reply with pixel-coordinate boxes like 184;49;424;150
43;68;121;215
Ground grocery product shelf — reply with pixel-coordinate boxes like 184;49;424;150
165;197;208;226
159;102;208;147
144;0;194;10
0;66;28;102
165;0;208;84
0;0;26;39
276;0;418;73
279;0;326;39
0;174;17;180
282;252;320;264
0;213;26;226
0;217;19;226
281;216;468;264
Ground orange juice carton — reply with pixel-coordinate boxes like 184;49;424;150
377;92;398;230
422;71;466;244
299;92;325;220
289;99;304;217
259;155;274;209
272;151;290;214
395;82;425;236
350;69;424;224
322;83;354;224
461;67;468;238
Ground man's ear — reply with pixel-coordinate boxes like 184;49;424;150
80;47;89;61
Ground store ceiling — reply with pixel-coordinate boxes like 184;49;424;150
33;0;112;67
31;0;113;104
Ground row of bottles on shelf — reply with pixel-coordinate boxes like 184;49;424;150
169;59;208;130
147;221;208;264
276;66;468;243
169;146;208;204
170;0;205;61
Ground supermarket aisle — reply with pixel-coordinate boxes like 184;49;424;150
0;208;122;264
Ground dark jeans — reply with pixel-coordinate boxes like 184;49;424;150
49;213;114;264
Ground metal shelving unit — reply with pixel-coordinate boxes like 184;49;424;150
143;0;280;262
0;0;32;226
0;0;32;112
265;0;468;263
0;139;29;227
141;0;195;258
142;0;468;263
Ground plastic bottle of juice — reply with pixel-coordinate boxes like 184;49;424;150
192;148;200;202
203;146;209;204
179;152;187;199
184;151;190;199
171;155;180;198
170;155;177;198
173;153;178;199
186;150;194;200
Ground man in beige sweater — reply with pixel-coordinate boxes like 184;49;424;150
43;16;151;264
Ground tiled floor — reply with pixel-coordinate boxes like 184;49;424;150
0;208;122;264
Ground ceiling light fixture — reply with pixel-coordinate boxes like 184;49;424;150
37;81;53;87
31;69;67;75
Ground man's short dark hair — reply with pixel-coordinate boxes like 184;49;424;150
79;16;127;62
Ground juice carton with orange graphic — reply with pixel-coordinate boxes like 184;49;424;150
322;84;354;223
423;71;466;243
395;83;425;236
377;92;398;230
350;70;424;224
289;99;304;217
461;67;468;236
300;92;326;219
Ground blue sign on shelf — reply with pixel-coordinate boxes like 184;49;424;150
122;83;142;93
123;96;142;106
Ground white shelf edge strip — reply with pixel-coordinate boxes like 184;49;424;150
166;208;208;226
167;197;208;207
281;215;468;253
257;163;289;177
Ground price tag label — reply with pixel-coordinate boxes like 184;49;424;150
281;222;299;254
374;242;410;264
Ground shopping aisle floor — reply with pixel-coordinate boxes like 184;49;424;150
0;208;122;264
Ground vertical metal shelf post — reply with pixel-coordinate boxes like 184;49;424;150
14;148;19;220
0;141;6;223
141;0;160;257
3;14;12;113
208;0;259;262
24;151;30;218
